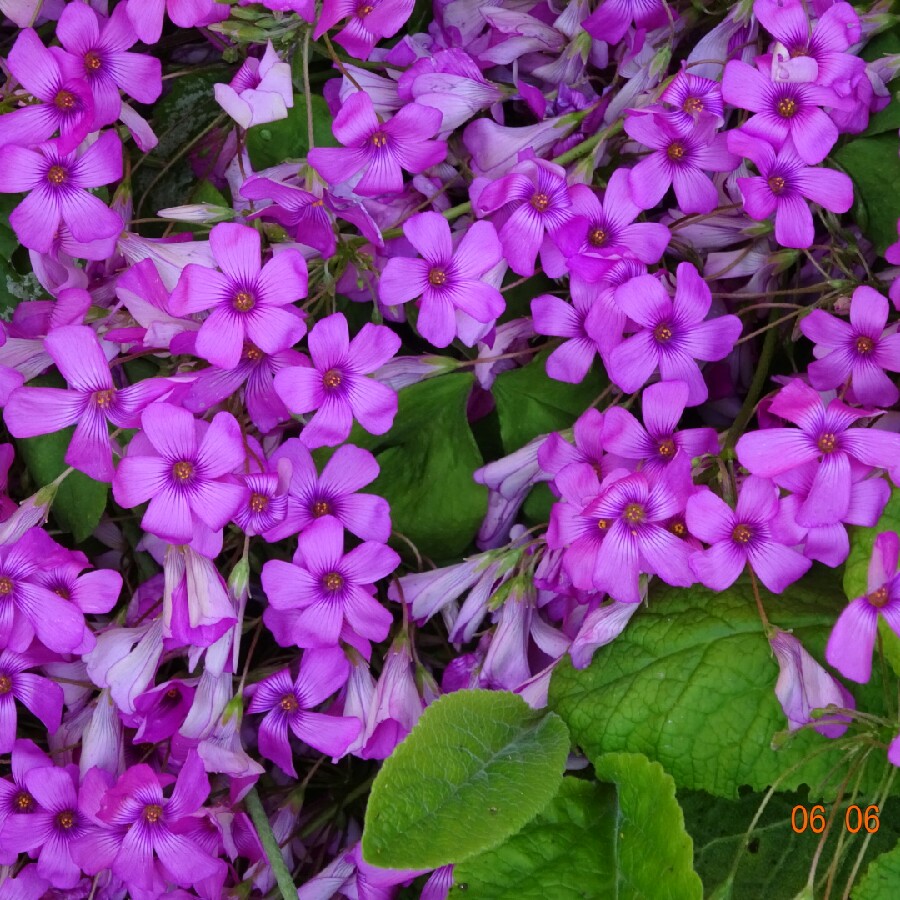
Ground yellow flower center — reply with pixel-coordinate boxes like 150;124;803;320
47;165;67;186
732;523;753;544
243;343;264;361
280;694;299;711
143;804;163;824
250;493;269;512
683;96;704;114
54;90;76;110
856;335;875;355
85;51;102;71
323;572;344;592
597;518;610;530
312;500;331;517
777;97;797;118
233;290;255;312
666;141;686;161
94;388;115;408
654;323;674;343
817;433;837;454
588;227;607;247
768;176;786;195
172;461;194;481
56;810;76;830
428;267;447;286
371;131;388;148
0;674;11;694
869;586;890;608
0;577;12;595
657;438;676;458
15;791;33;812
623;503;645;525
323;369;342;389
530;192;550;212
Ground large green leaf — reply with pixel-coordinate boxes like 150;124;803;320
246;93;338;169
491;351;604;453
832;135;900;253
361;689;570;869
855;839;900;899
549;571;860;798
346;373;486;559
450;778;618;899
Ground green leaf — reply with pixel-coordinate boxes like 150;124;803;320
450;778;618;899
832;136;900;253
549;570;863;798
343;373;486;560
855;840;900;899
16;429;108;542
361;689;570;870
246;93;338;169
491;351;605;453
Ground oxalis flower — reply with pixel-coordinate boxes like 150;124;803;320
169;223;308;370
273;312;400;448
379;211;505;347
0;649;64;753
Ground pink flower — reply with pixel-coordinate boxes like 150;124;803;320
0;649;64;753
214;42;293;129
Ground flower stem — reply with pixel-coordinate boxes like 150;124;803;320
245;787;296;900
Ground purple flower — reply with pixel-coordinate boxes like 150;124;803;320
5;325;170;482
624;111;738;215
88;752;224;892
132;680;195;744
112;403;249;546
0;649;63;753
735;379;900;526
233;459;291;538
607;263;743;405
729;130;853;249
169;223;307;370
266;440;391;543
800;286;900;407
473;157;572;277
56;1;162;127
570;600;640;670
261;517;398;648
0;29;95;152
583;0;668;43
125;0;228;45
659;71;724;133
380;212;505;348
722;59;842;164
551;170;671;282
826;532;900;683
686;476;812;593
0;740;53;866
307;92;445;196
273;312;400;448
0;132;123;254
248;648;359;775
214;41;292;128
314;0;414;59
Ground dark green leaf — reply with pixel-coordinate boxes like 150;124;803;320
855;839;900;899
246;93;338;170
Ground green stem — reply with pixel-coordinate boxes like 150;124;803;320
245;787;296;900
723;307;779;451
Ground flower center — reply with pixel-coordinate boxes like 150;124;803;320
868;586;890;608
371;131;388;148
143;804;163;824
85;51;102;71
323;572;344;592
54;90;76;110
683;96;704;114
93;388;115;408
768;176;786;195
597;518;610;530
0;577;12;595
588;226;607;247
250;492;269;512
653;322;674;343
856;335;875;355
165;687;179;699
0;675;10;694
732;523;753;544
243;343;264;361
172;460;194;481
790;45;810;58
669;519;688;537
666;141;686;161
323;368;342;390
56;810;76;830
280;693;298;711
428;267;447;286
530;192;550;212
233;290;255;312
47;165;67;186
53;586;70;599
657;437;676;459
817;433;837;454
312;500;331;517
357;2;374;16
623;503;645;525
777;97;797;118
14;791;33;812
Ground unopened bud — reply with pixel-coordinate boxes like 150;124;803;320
157;203;236;224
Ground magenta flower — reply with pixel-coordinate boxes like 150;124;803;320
729;131;853;249
5;325;170;482
624;111;738;214
307;92;445;197
234;460;291;538
266;440;391;543
125;0;228;45
736;379;900;526
380;212;505;348
214;42;292;129
722;60;841;164
826;532;900;683
248;648;360;776
659;71;724;133
274;313;400;448
261;517;398;648
87;752;224;892
551;170;670;282
686;476;811;594
0;29;95;152
112;403;249;546
314;0;414;59
474;157;572;277
583;0;668;43
800;286;900;407
0;740;53;866
56;1;163;127
0;132;123;254
0;650;63;753
607;263;743;406
169;223;307;370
